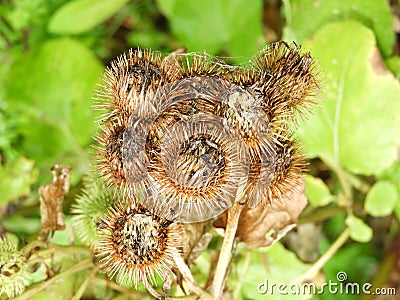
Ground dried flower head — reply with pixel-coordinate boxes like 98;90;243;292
0;237;31;298
94;43;319;223
95;201;184;288
122;75;276;221
93;49;181;192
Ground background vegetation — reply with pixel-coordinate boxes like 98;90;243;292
0;0;400;299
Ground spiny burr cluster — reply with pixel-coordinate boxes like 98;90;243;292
91;43;319;287
94;43;318;221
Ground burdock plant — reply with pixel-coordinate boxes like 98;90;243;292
72;42;319;299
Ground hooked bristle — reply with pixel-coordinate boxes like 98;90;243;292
94;48;181;124
93;118;128;192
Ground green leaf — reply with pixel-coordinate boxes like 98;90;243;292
283;0;394;57
379;162;400;221
48;0;129;35
346;215;372;243
5;38;103;178
157;0;266;58
322;238;377;293
3;215;41;234
385;56;400;80
365;181;398;217
156;0;175;17
0;157;38;205
233;244;311;300
395;200;400;221
297;21;400;175
304;175;334;207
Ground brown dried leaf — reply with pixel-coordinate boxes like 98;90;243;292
182;222;212;265
214;177;307;248
38;165;71;241
174;221;212;293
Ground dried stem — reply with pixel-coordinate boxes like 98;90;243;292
174;254;214;300
210;200;245;299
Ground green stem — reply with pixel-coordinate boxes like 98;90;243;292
322;157;353;205
299;204;345;224
233;250;251;299
71;266;99;300
295;227;350;283
28;244;91;266
16;258;94;300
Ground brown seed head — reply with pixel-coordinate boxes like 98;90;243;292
93;43;320;222
95;202;184;287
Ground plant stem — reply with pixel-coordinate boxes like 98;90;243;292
299;204;345;224
295;227;350;283
209;201;244;299
174;254;214;300
71;266;99;300
233;250;251;299
91;278;146;298
16;258;94;300
27;244;91;266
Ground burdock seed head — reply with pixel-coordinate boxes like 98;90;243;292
93;49;181;192
95;201;184;288
93;43;320;222
252;42;320;121
94;48;181;123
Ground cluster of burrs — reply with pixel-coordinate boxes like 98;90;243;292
91;42;319;291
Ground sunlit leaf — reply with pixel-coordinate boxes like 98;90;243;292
48;0;129;35
6;38;103;179
297;21;400;175
157;0;266;58
346;215;372;243
304;175;334;207
365;180;398;217
233;244;311;300
385;56;400;80
282;0;394;57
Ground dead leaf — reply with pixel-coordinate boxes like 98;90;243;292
183;221;213;265
38;165;71;241
214;176;307;248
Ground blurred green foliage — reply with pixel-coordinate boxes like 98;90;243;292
0;0;399;299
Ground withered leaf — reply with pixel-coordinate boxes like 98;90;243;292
214;177;307;248
182;221;212;265
38;165;71;241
